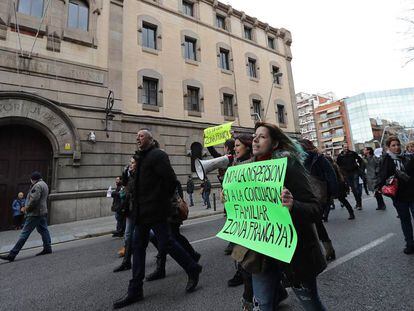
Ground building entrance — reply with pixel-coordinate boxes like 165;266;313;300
0;125;53;231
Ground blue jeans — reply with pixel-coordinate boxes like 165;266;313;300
292;278;327;311
124;217;135;246
128;222;199;295
252;264;326;311
10;216;51;258
345;174;362;206
252;264;282;311
203;192;211;209
187;193;194;206
115;211;125;233
392;200;414;247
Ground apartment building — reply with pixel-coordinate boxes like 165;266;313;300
0;0;297;229
314;100;352;156
295;92;332;147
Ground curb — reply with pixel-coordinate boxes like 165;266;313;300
0;211;224;255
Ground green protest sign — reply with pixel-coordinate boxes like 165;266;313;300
204;122;233;147
217;158;297;264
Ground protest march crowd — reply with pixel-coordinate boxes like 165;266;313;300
1;120;414;311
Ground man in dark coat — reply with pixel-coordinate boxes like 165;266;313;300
186;175;194;207
336;143;364;209
113;129;202;309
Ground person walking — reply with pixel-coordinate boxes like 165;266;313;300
11;192;25;230
404;141;414;160
202;177;211;209
186;175;195;207
113;129;202;309
377;136;414;254
111;177;126;238
0;172;52;262
234;122;326;311
326;156;357;220
363;147;386;210
113;156;138;273
146;180;201;281
299;139;340;261
336;143;364;210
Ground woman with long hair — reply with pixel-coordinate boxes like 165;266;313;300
377;136;414;254
241;122;326;311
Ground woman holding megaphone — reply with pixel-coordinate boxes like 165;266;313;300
232;122;327;311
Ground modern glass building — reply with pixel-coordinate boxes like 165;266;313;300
345;88;414;145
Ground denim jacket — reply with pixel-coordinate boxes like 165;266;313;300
12;199;25;217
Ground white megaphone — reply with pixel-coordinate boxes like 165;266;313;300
195;155;233;180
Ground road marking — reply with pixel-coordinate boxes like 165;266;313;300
322;233;395;274
191;236;217;244
183;214;224;227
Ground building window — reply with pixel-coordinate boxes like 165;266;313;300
184;37;197;60
244;26;252;40
142;78;158;106
277;105;286;124
253;100;262;119
68;0;89;31
182;0;194;17
268;37;275;49
219;48;230;70
223;94;234;117
142;23;157;49
18;0;43;18
248;58;257;78
187;87;200;111
272;66;281;84
216;14;226;29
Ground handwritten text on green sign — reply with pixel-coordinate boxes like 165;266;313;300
217;158;297;264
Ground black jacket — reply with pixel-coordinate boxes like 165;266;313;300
304;152;338;198
336;150;363;176
377;153;414;202
186;179;194;193
134;145;177;224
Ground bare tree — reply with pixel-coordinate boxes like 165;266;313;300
401;1;414;66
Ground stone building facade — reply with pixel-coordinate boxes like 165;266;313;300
0;0;298;230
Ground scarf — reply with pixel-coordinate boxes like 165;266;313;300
387;150;405;171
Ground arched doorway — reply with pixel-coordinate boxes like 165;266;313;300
0;125;53;231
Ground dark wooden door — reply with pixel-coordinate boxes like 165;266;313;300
0;125;53;231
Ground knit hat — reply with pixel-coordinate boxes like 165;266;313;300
30;171;42;181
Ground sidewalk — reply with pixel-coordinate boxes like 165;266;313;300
0;196;224;254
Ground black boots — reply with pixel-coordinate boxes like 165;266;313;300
113;289;144;309
224;242;234;255
228;269;244;287
35;248;52;256
114;244;132;273
323;241;336;261
0;253;15;262
185;264;202;293
146;254;166;281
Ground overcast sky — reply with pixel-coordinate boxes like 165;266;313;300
227;0;414;98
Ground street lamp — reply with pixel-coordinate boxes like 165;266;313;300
264;72;283;121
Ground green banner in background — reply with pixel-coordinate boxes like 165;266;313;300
216;158;297;264
204;122;233;147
